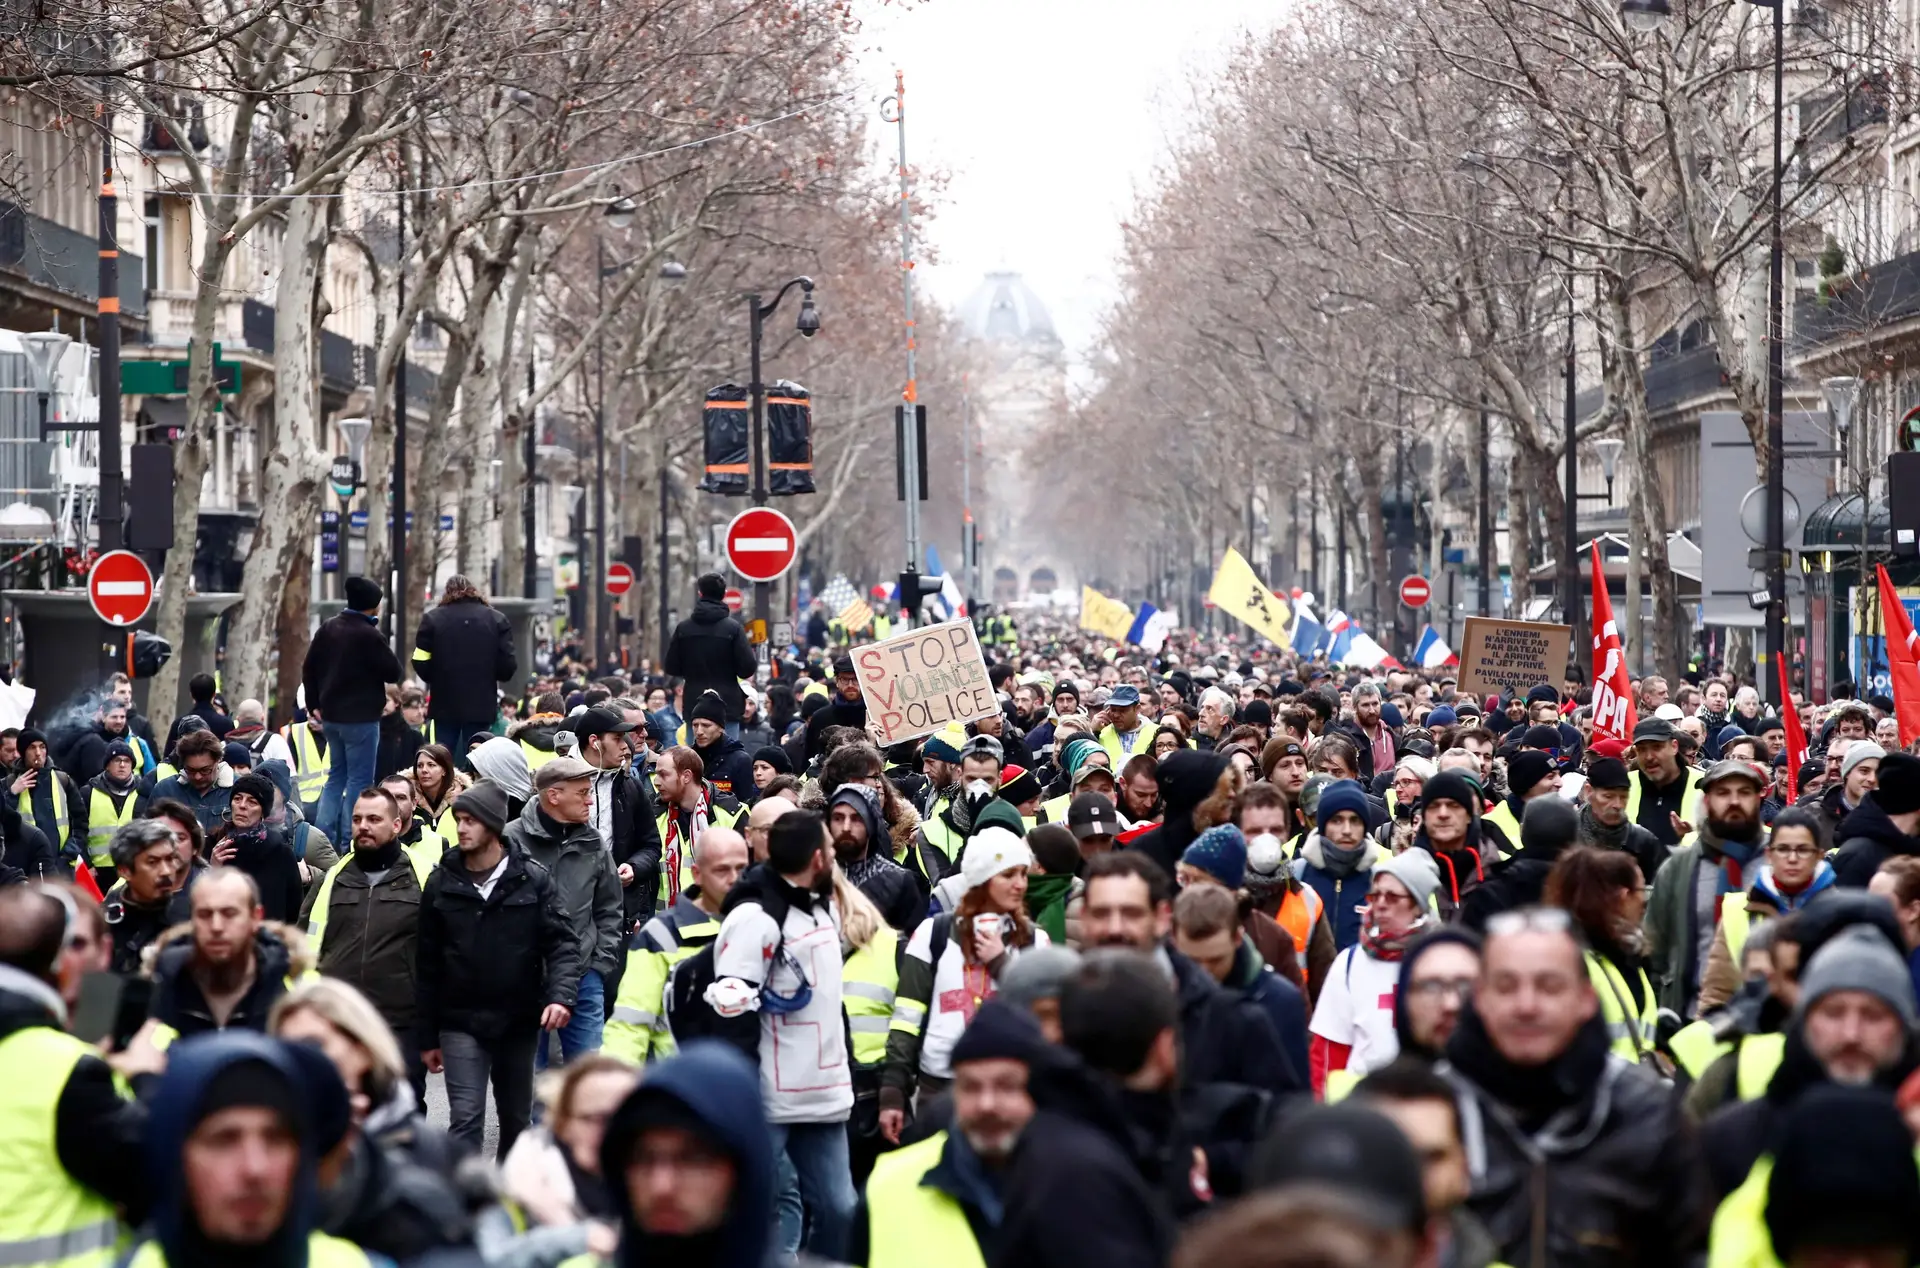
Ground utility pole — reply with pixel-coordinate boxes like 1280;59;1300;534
884;71;925;624
393;180;409;657
523;358;537;599
962;380;975;612
96;92;121;555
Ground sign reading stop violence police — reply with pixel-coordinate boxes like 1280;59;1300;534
854;619;998;745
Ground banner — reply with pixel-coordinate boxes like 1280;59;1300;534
1588;541;1637;742
1207;547;1292;647
1080;586;1135;642
853;619;998;745
1457;617;1573;700
1779;655;1809;801
1877;564;1920;749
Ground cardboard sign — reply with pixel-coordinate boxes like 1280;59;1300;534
1457;617;1574;700
854;619;998;745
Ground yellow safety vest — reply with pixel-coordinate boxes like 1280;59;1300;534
1587;951;1658;1064
1626;767;1705;830
603;905;722;1064
652;803;745;903
1036;793;1071;825
844;926;901;1067
127;1233;370;1268
1097;720;1159;771
520;740;557;771
283;725;330;804
19;776;69;852
1735;1032;1786;1101
83;787;138;869
1481;799;1521;850
1721;895;1754;966
919;811;963;872
1324;1068;1360;1103
306;841;438;954
873;614;893;640
1668;1018;1730;1082
151;763;177;784
0;1028;124;1268
865;1132;987;1268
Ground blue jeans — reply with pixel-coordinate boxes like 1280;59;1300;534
434;721;491;770
767;1121;856;1261
316;720;380;847
774;1149;804;1256
537;969;605;1069
725;720;742;743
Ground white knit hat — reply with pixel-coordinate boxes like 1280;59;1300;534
962;826;1034;892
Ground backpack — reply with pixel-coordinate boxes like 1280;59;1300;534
664;883;795;1044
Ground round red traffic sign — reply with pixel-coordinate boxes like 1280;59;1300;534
89;550;154;626
605;562;635;596
1398;575;1432;609
724;507;797;584
724;588;744;613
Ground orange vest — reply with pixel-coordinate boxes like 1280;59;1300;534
1273;884;1324;979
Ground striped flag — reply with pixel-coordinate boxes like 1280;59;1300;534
819;575;873;633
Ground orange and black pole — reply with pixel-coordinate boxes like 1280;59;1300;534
96;102;122;554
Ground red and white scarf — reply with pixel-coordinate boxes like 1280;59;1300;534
662;792;711;904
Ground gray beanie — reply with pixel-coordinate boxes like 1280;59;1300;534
1842;742;1887;782
1795;925;1919;1031
998;945;1083;1011
1371;849;1441;916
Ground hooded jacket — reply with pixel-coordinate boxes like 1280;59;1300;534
137;1032;327;1268
600;1042;775;1268
664;597;757;723
830;787;925;934
1223;940;1309;1085
146;920;311;1039
1831;794;1920;887
1168;944;1301;1094
1127;751;1232;878
303;609;403;726
692;732;755;805
503;798;626;977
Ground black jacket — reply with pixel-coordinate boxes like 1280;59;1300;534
803;694;869;762
106;887;190;975
602;766;663;925
209;823;306;925
0;975;151;1221
997;1050;1183;1268
303;610;403;725
376;712;425;782
149;922;302;1038
413;596;516;725
664;598;756;722
416;846;583;1044
1127;751;1231;878
1439;1010;1710;1268
1;798;60;882
1168;945;1300;1095
317;1134;474;1263
693;733;755;805
1831;796;1920;887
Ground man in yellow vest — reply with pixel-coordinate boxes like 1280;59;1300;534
82;741;147;882
280;716;331;819
0;885;158;1268
130;1029;372;1268
859;1001;1043;1268
1093;684;1157;769
1627;716;1704;849
604;825;748;1063
13;728;80;873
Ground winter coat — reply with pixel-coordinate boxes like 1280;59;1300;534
1694;863;1835;1016
107;886;190;975
207;821;307;925
416;845;584;1043
1644;830;1768;1017
1439;1012;1710;1268
1127;750;1232;878
312;849;430;1033
148;770;234;836
1224;940;1308;1088
503;800;626;977
596;764;663;926
1;806;60;881
663;597;756;722
303;610;403;725
412;595;516;725
146;920;312;1038
997;1051;1182;1268
1831;794;1920;887
1169;944;1301;1094
375;712;425;782
692;733;755;804
314;1132;473;1264
1290;836;1387;952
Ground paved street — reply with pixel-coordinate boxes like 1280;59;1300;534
422;1071;500;1161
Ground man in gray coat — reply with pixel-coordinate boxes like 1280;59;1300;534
504;755;624;1065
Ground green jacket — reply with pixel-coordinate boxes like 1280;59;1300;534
1645;833;1767;1017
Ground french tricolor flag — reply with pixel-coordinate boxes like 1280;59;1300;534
1325;610;1353;661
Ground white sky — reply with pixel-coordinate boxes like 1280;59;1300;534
851;0;1282;371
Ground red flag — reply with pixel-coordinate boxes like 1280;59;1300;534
71;861;103;903
1878;564;1920;749
1589;542;1638;742
1778;655;1808;802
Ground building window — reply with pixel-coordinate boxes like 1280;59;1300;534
144;196;161;292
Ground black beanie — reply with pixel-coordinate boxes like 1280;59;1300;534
18;727;45;750
1243;699;1273;727
1419;770;1480;814
1766;1085;1920;1262
1585;756;1631;790
344;575;383;613
753;745;793;775
689;690;727;727
1507;750;1555;797
231;771;277;813
1520;795;1580;854
452;781;510;837
1874;753;1920;815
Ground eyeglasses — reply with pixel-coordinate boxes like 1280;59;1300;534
1484;907;1575;938
1769;843;1821;860
1406;975;1475;1001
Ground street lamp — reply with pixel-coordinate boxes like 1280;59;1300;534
604;195;636;232
743;277;821;671
1619;0;1671;30
1823;375;1866;661
19;331;73;443
1593;437;1625;499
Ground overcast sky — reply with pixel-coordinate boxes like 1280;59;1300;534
851;0;1281;372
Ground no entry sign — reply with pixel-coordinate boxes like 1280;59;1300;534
724;507;797;583
605;562;635;595
724;588;744;613
89;550;155;626
1399;575;1432;609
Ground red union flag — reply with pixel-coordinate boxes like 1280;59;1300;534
1778;655;1809;801
1878;563;1920;749
1589;541;1637;741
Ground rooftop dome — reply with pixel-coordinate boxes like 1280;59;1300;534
960;271;1061;346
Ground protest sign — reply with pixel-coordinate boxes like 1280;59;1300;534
853;619;998;744
1457;617;1573;700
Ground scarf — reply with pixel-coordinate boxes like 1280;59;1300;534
1751;861;1836;912
1700;822;1765;896
1024;872;1076;944
1360;915;1428;962
661;793;710;905
1578;802;1628;851
1316;837;1367;878
841;845;889;890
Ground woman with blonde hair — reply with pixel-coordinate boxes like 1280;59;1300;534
494;1053;636;1263
834;867;902;1185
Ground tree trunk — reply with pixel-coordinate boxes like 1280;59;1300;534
1543;447;1585;655
275;531;313;727
1605;280;1682;680
1507;450;1533;613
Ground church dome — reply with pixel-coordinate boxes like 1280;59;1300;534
960;271;1061;346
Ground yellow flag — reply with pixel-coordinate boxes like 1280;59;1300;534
1208;547;1293;646
1079;585;1136;642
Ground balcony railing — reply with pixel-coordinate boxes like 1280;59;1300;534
0;200;147;318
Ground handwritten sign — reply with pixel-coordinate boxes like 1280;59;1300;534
1457;617;1573;701
854;619;998;745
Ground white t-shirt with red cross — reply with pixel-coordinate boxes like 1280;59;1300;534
1309;945;1403;1079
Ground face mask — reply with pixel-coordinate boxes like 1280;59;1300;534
1246;832;1285;875
966;779;995;801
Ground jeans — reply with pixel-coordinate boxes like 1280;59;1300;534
441;1028;538;1160
316;720;380;847
725;720;741;743
435;721;491;770
775;1148;805;1256
537;969;605;1069
767;1121;857;1262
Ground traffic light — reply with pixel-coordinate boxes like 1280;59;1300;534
113;630;173;679
897;569;944;621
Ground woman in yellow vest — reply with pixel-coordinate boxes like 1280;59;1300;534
409;743;469;843
1696;809;1835;1016
1543;846;1660;1066
835;870;900;1185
